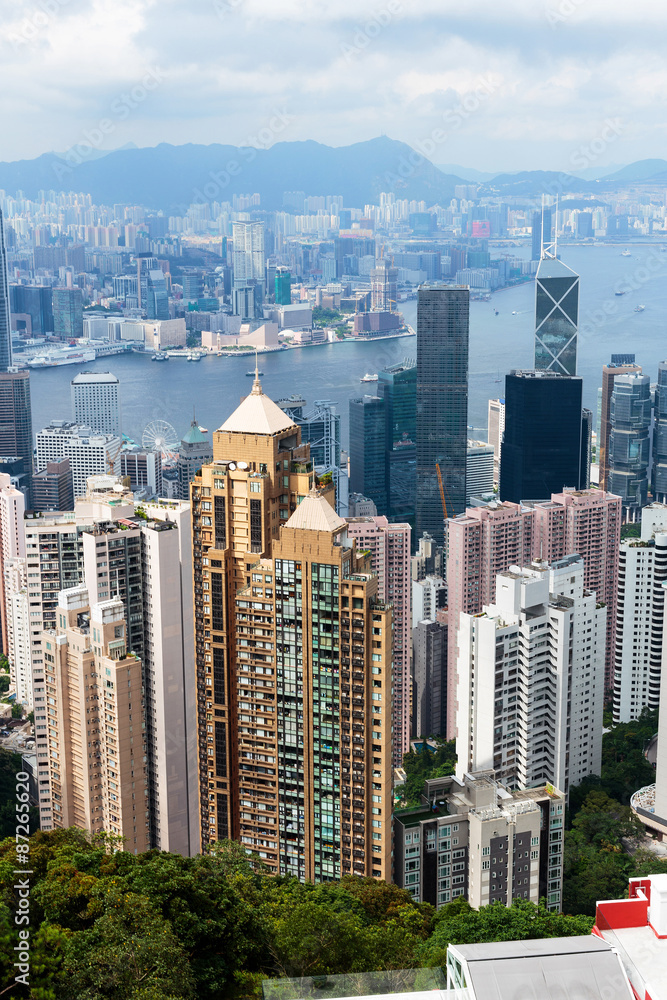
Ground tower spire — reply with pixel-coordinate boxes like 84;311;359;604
251;347;262;396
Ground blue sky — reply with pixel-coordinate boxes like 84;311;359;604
1;0;666;172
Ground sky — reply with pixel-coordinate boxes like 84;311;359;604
1;0;667;174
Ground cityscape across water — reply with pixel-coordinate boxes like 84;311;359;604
27;244;667;448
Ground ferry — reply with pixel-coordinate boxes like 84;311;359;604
28;348;96;368
360;372;378;383
621;250;632;257
151;353;168;362
187;353;203;362
615;290;626;296
635;304;646;313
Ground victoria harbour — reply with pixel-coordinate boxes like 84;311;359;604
28;244;667;447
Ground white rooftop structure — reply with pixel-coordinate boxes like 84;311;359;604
218;374;297;436
284;489;346;533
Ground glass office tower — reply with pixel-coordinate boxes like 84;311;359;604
534;256;579;376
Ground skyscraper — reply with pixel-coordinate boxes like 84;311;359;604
412;618;447;739
137;257;169;321
0;371;33;503
607;372;651;516
500;370;585;502
35;421;121;497
349;395;387;514
653;361;667;504
416;284;469;544
456;556;605;799
599;355;642;492
371;260;398;311
274;266;292;305
487;397;505;483
0;209;12;372
52;288;84;338
232;221;265;287
534;256;579;376
190;380;394;879
378;361;416;523
71;372;121;437
0;473;25;656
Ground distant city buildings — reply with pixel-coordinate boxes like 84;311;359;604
52;287;84;338
35;421;121;496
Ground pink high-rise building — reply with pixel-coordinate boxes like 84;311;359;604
346;516;411;764
446;488;621;737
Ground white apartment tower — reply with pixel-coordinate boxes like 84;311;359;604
456;555;605;799
614;503;667;723
71;372;121;437
232;221;265;286
0;472;25;656
466;441;495;503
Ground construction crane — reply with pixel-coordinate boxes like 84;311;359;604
436;463;448;519
106;441;123;476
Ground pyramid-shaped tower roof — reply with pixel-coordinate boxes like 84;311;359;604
284;489;346;533
218;373;297;436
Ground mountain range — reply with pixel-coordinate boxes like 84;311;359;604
0;139;665;212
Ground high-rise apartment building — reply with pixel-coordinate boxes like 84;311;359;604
0;473;25;656
120;448;163;499
416;285;469;544
599;356;642;492
190;379;393;880
52;287;84;338
613;503;667;724
71;372;121;436
346;516;411;764
349;395;387;514
394;771;564;911
177;418;212;501
232;222;265;287
0;371;33;504
25;479;197;854
36;421;121;497
5;558;30;705
371;260;398;311
487;398;505;484
534;256;579;376
411;531;444;581
41;586;149;852
500;371;585;503
607;372;652;517
412;574;447;628
274;266;292;305
456;557;605;799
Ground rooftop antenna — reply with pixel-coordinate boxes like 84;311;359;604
554;194;559;258
251;347;262;395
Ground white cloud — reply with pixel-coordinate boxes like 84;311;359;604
0;0;666;171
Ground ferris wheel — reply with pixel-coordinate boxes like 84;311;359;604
142;420;179;461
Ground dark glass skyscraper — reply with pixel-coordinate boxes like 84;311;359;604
378;361;416;524
415;285;469;544
607;372;651;515
349;395;387;513
500;370;585;503
534;256;579;376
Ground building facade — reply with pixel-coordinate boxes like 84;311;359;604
177;418;212;501
456;557;605;800
416;285;469;544
349;395;387;515
0;370;33;503
346;516;411;764
394;771;565;911
378;361;416;523
534;255;579;376
31;459;74;513
35;421;121;497
71;372;121;437
599;356;642;492
466;441;495;503
607;372;652;517
412;619;448;739
52;287;83;338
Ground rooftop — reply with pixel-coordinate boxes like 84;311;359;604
218;375;298;436
596;874;667;1000
284;490;346;533
536;255;579;280
71;372;119;384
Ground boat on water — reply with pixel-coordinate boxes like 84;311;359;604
495;310;499;315
28;348;96;368
360;373;378;383
187;353;203;362
151;353;168;362
246;370;264;376
615;290;626;296
635;304;646;312
511;311;517;315
621;250;632;257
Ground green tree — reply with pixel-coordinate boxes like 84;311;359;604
418;897;594;967
0;674;9;693
11;702;23;719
